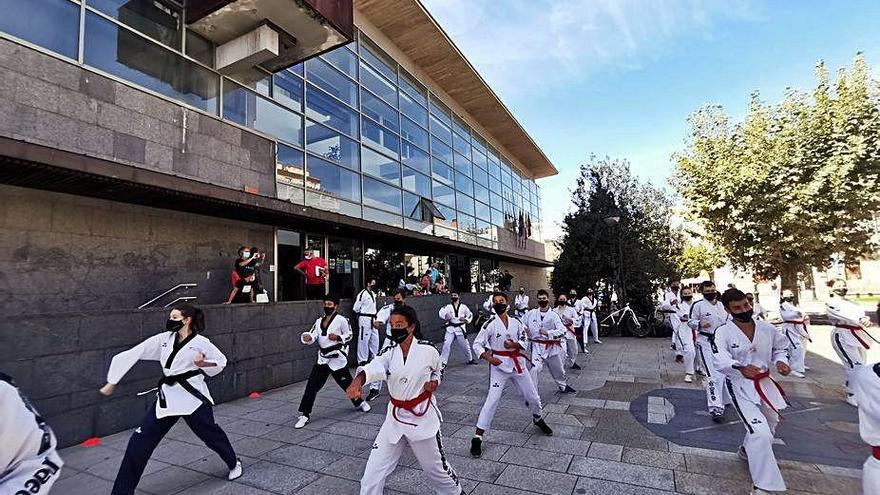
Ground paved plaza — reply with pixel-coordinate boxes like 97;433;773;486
55;326;872;495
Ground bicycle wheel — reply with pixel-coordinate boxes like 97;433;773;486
625;313;651;338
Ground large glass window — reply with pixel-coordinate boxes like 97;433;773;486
400;91;428;127
1;0;80;60
185;30;214;66
431;160;454;186
431;137;453;165
274;70;303;110
399;70;427;107
472;149;488;169
362;117;399;156
402;166;431;197
89;0;182;50
360;36;397;82
473;166;489;187
306;84;358;137
306;121;359;170
362;90;399;132
307;155;360;202
363;177;401;214
401;141;429;175
321;47;357;79
429;114;452;144
456;192;475;216
277;143;305;187
360;62;397;107
430;101;452;127
490;192;503;210
475;200;491;221
452;116;469;140
452;133;470;156
433;181;455;208
454;155;473;177
401;118;429;150
474;183;490;205
223;81;301;145
306;57;357;107
455;172;473;197
85;13;219;113
362;146;400;185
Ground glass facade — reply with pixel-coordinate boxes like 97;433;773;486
0;0;544;247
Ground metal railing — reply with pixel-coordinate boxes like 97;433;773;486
138;283;197;309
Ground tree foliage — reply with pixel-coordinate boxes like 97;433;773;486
552;156;682;316
676;242;725;279
674;54;880;291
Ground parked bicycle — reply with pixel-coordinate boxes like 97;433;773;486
598;303;651;337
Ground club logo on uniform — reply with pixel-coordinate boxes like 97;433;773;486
134;427;142;434
372;443;378;449
750;418;762;425
495;333;502;338
731;343;740;349
401;377;408;383
492;383;500;388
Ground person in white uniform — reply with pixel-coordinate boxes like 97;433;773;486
0;373;63;495
523;289;576;393
554;293;581;369
747;293;767;320
580;288;601;344
438;292;475;367
689;280;731;423
714;288;790;495
828;285;876;406
673;286;696;383
569;289;588;354
852;362;880;495
470;292;553;457
662;280;682;347
346;305;463;495
366;289;408;401
98;305;242;495
353;279;379;367
295;294;371;429
779;289;810;378
513;287;530;319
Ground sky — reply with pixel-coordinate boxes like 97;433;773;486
419;0;880;240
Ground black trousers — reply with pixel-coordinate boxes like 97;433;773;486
298;363;362;416
112;404;236;495
575;325;586;352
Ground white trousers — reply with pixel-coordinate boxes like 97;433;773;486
696;336;729;412
832;329;867;396
357;316;380;365
360;427;461;495
864;456;880;495
674;328;696;375
440;329;472;365
564;333;579;366
725;380;786;492
584;313;599;343
783;328;808;374
0;449;63;495
476;365;543;431
369;339;393;392
530;346;567;389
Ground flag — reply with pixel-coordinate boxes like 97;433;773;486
525;213;532;238
518;211;525;239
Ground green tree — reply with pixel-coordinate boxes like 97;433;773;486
674;54;880;295
552;156;682;317
676;242;724;279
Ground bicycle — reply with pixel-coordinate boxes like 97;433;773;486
598;303;651;337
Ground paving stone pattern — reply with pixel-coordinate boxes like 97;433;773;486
57;332;865;494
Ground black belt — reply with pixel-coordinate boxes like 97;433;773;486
698;331;715;339
447;321;467;327
319;342;346;356
157;369;210;409
661;310;677;314
355;313;377;318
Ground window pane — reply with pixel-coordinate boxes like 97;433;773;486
456;192;474;216
403;191;421;219
431;159;454;185
306;121;359;170
472;136;487;155
362;90;399;132
455;172;473;197
399;70;427;106
360;36;397;82
362;117;399;156
433;181;455;208
276;143;304;187
475;201;490;221
223;82;302;144
430;114;452;144
363;177;401;213
401;117;429;150
490;193;502;210
360;62;397;107
452;133;470;156
85;13;219;113
401;141;429;175
244;72;271;97
431;136;453;165
430;100;452;127
1;0;79;59
489;176;501;192
89;0;182;50
474;183;489;204
306;58;357;107
274;70;303;110
185;30;214;66
402;166;431;197
362;146;401;185
472;148;488;169
455;157;473;178
306;84;358;137
459;213;476;232
306;155;361;202
473;166;489;187
321;46;357;79
400;91;428;127
452;116;469;139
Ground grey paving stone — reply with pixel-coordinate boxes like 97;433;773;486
587;442;624;461
80;454;170;481
231;436;285;457
293;474;360;494
494;464;578;495
621;447;685;470
137;465;210;495
440;435;510;461
150;440;212;465
523;434;591;455
574;476;676;495
299;432;374;456
470;481;542;494
58;445;119;470
673;470;750;495
235;460;320;494
51;471;116;495
260;425;321;445
683;454;752;482
221;418;284;437
443;453;506;482
499;446;573;472
265;444;344;471
184;478;276;495
568;457;675;491
319;455;368;481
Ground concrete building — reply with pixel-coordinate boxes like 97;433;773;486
0;0;556;446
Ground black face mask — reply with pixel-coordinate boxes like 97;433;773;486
519;290;525;294
682;295;693;302
782;297;794;303
703;292;717;301
731;309;753;323
393;300;404;308
390;327;410;344
323;307;335;316
671;286;680;292
493;303;507;315
451;297;459;303
166;319;184;332
537;300;549;308
557;300;567;307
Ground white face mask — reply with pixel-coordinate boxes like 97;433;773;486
242;251;251;258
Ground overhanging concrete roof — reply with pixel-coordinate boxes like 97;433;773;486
355;0;558;179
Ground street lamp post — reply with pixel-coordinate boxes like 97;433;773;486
603;207;625;306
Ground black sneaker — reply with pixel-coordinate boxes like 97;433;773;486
559;385;577;394
467;360;478;365
571;363;582;370
366;389;381;402
470;437;482;458
711;411;725;424
534;418;553;436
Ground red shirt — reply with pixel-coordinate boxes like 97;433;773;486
295;257;328;286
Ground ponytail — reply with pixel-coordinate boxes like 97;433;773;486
175;304;206;333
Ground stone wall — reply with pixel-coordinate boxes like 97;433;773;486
498;261;551;292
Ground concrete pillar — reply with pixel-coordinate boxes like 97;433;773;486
215;23;279;75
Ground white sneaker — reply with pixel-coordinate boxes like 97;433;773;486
227;459;243;480
294;415;310;429
846;395;858;407
595;340;603;344
791;371;805;378
684;374;693;383
359;401;372;412
803;366;811;371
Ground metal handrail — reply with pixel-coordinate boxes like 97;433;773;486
138;283;197;309
164;296;197;308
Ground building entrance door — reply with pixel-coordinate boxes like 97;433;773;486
328;236;362;299
277;229;303;301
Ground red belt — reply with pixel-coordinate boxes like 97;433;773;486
530;338;561;348
389;389;432;427
873;446;880;460
752;370;788;419
564;324;576;336
838;324;871;349
494;349;526;374
784;320;812;341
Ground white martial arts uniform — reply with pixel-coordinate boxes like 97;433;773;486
438;302;473;366
369;302;396;392
852;363;880;495
523;308;569;390
753;302;767;320
779;301;810;374
828;297;875;399
555;305;579;367
662;289;681;345
298;314;365;417
672;300;696;376
714;319;789;492
514;293;530;318
689;298;731;412
0;374;63;495
482;295;493;313
353;288;379;365
357;341;461;495
473;316;544;431
580;296;599;343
